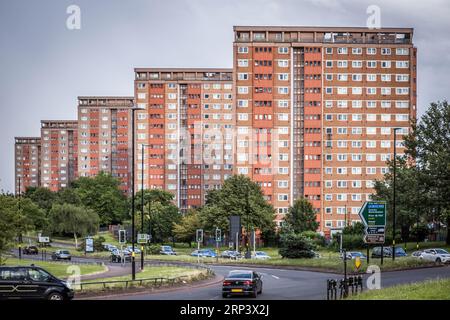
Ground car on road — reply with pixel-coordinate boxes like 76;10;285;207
103;244;118;252
51;250;71;261
419;248;450;264
340;251;366;260
23;245;39;255
191;249;217;258
126;246;141;254
160;246;176;255
251;251;271;260
221;250;241;260
222;270;263;298
0;265;74;300
371;246;407;258
111;250;132;263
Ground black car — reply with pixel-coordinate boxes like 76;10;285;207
0;265;74;300
23;246;39;255
222;270;263;298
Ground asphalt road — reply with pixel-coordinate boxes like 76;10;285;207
101;264;450;300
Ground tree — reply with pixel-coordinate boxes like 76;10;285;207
48;203;99;248
55;188;82;206
173;210;202;247
201;175;276;238
23;187;56;213
143;202;181;244
71;172;128;226
278;231;316;259
403;101;450;244
283;198;319;233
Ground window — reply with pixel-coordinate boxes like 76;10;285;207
367;61;377;68
367;87;377;95
352;61;362;68
238;59;248;67
278;74;289;81
278;47;289;54
238;47;248;53
337;60;348;68
278;60;289;67
382;48;392;55
396;61;409;68
352;48;362;55
366;140;376;148
325;47;333;54
367;48;376;55
278;87;289;94
238;73;248;80
396;88;409;95
396;48;409;55
381;74;391;82
396;74;409;82
396;114;409;121
381;61;391;68
338;47;348;54
366;114;376;121
352;114;362;121
326;61;333;68
238;113;248;121
352;74;362;81
366;127;377;135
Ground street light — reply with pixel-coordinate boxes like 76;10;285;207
245;183;251;259
131;104;146;280
392;127;401;261
140;144;150;270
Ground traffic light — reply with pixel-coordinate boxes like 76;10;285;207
196;229;203;243
119;230;126;244
215;228;221;242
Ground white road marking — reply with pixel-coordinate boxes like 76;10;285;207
271;275;280;279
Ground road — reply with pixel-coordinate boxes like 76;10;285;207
97;264;450;300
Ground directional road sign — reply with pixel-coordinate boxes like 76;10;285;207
358;201;386;244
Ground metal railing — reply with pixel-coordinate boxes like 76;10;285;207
78;275;189;291
326;275;364;300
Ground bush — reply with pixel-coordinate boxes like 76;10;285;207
279;232;316;259
342;222;365;235
331;234;365;251
146;245;161;255
410;224;430;242
301;231;326;247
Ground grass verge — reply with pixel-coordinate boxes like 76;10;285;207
349;278;450;300
76;265;212;293
1;258;107;279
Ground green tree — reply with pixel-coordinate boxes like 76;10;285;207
403;101;450;244
48;203;99;248
55;188;82;206
201;175;276;238
278;231;316;259
173;210;202;247
71;172;128;226
283;197;319;233
23;187;56;213
144;202;181;244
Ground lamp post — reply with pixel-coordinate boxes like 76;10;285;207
140;144;150;270
130;104;145;280
245;183;251;259
392;127;401;261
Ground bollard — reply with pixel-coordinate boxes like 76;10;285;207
348;276;354;294
332;280;337;300
357;276;363;291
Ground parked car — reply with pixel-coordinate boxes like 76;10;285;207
340;251;366;260
0;265;74;300
111;250;131;263
251;251;271;260
411;250;423;258
51;250;71;261
221;250;241;259
371;246;407;258
126;246;141;254
191;249;217;258
23;246;39;255
160;246;176;255
103;244;118;252
222;270;263;298
419;248;450;264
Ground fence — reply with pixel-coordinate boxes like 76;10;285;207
326;275;363;300
78;275;189;291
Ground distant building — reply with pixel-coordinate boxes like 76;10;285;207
14;137;41;194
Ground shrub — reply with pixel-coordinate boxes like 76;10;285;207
147;245;161;255
331;234;365;251
301;231;326;247
279;232;316;259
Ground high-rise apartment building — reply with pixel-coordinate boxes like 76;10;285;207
40;120;78;191
77;96;134;193
134;68;234;213
233;26;416;235
14;137;41;194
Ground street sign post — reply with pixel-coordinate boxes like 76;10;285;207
137;233;149;244
196;229;203;264
85;237;94;253
359;201;386;263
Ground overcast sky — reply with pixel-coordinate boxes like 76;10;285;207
1;0;449;193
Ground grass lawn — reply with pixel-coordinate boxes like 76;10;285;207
78;265;210;292
1;258;107;279
350;278;450;300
